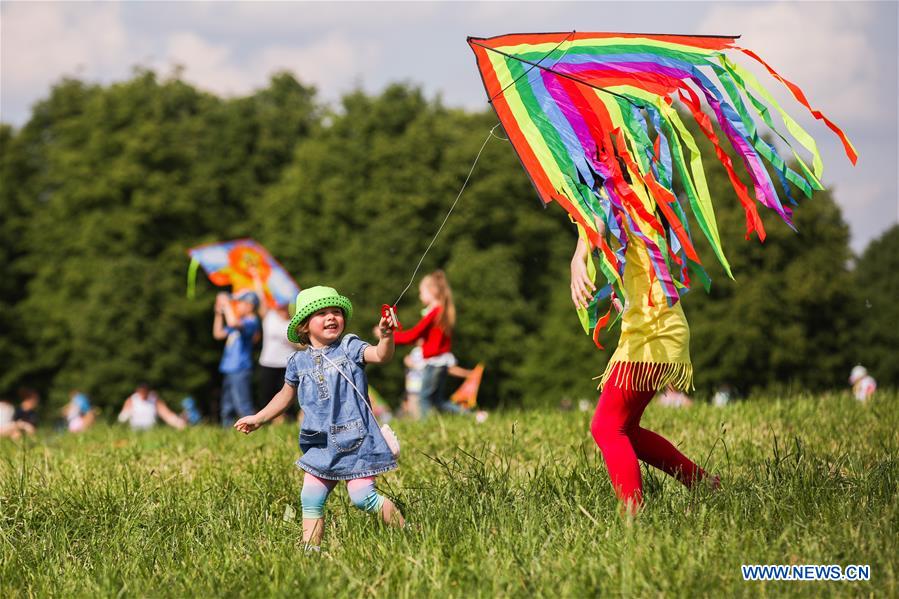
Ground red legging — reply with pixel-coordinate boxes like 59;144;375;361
591;367;706;507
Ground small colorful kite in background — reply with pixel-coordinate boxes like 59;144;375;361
451;363;485;410
187;239;300;308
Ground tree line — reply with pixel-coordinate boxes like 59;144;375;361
1;70;895;412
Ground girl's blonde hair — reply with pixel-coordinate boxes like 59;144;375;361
292;318;312;349
422;270;456;333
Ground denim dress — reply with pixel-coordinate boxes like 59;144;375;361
285;334;397;480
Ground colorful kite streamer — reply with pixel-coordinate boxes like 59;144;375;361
187;239;300;308
468;32;856;339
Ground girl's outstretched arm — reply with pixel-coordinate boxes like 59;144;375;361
235;383;297;434
392;307;437;345
448;365;472;379
364;317;395;364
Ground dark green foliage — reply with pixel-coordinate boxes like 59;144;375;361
853;225;899;386
0;124;34;395
0;72;889;412
2;72;316;409
683;185;856;393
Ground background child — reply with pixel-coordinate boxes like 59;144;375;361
401;341;426;419
234;286;404;551
572;220;717;515
849;365;877;402
213;290;260;426
12;389;40;436
62;390;96;433
0;399;13;434
252;272;299;421
117;383;186;430
393;270;459;416
0;390;39;439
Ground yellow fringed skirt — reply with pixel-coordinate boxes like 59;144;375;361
597;238;693;391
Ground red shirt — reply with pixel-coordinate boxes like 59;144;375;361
393;306;452;358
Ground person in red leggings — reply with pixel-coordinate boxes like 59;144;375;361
571;230;718;514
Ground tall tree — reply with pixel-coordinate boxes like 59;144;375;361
682;174;855;392
853;224;899;386
0;124;37;396
7;72;317;409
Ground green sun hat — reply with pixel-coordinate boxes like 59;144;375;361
287;286;353;343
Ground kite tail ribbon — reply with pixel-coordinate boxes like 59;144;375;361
737;47;858;165
187;257;200;299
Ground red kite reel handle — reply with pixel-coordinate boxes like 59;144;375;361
381;304;401;330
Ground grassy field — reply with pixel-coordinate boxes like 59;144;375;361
2;392;897;597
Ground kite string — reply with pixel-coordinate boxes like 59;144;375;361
392;124;501;307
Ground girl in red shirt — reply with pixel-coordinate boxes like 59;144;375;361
393;270;458;417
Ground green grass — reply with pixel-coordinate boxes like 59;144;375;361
2;393;897;597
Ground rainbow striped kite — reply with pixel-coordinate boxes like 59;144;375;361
468;32;856;337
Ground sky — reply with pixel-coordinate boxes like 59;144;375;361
2;1;896;253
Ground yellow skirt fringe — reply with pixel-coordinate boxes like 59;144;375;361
595;360;693;392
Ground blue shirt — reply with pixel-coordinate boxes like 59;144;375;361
219;316;259;374
285;334;397;480
73;393;91;414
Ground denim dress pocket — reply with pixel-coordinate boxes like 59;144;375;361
298;429;327;453
329;419;365;453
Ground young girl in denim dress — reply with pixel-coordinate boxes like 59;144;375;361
235;286;404;550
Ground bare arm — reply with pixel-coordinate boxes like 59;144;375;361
570;235;596;310
364;317;395;365
570;216;620;312
117;398;133;423
213;311;229;340
157;401;187;430
213;293;229;340
448;365;472;379
221;301;241;328
234;383;297;434
252;273;270;319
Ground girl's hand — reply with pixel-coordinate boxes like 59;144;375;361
377;316;394;338
215;293;230;312
234;414;263;434
570;253;596;310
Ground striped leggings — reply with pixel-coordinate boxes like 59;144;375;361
300;472;385;519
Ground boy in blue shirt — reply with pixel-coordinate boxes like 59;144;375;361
213;290;260;426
